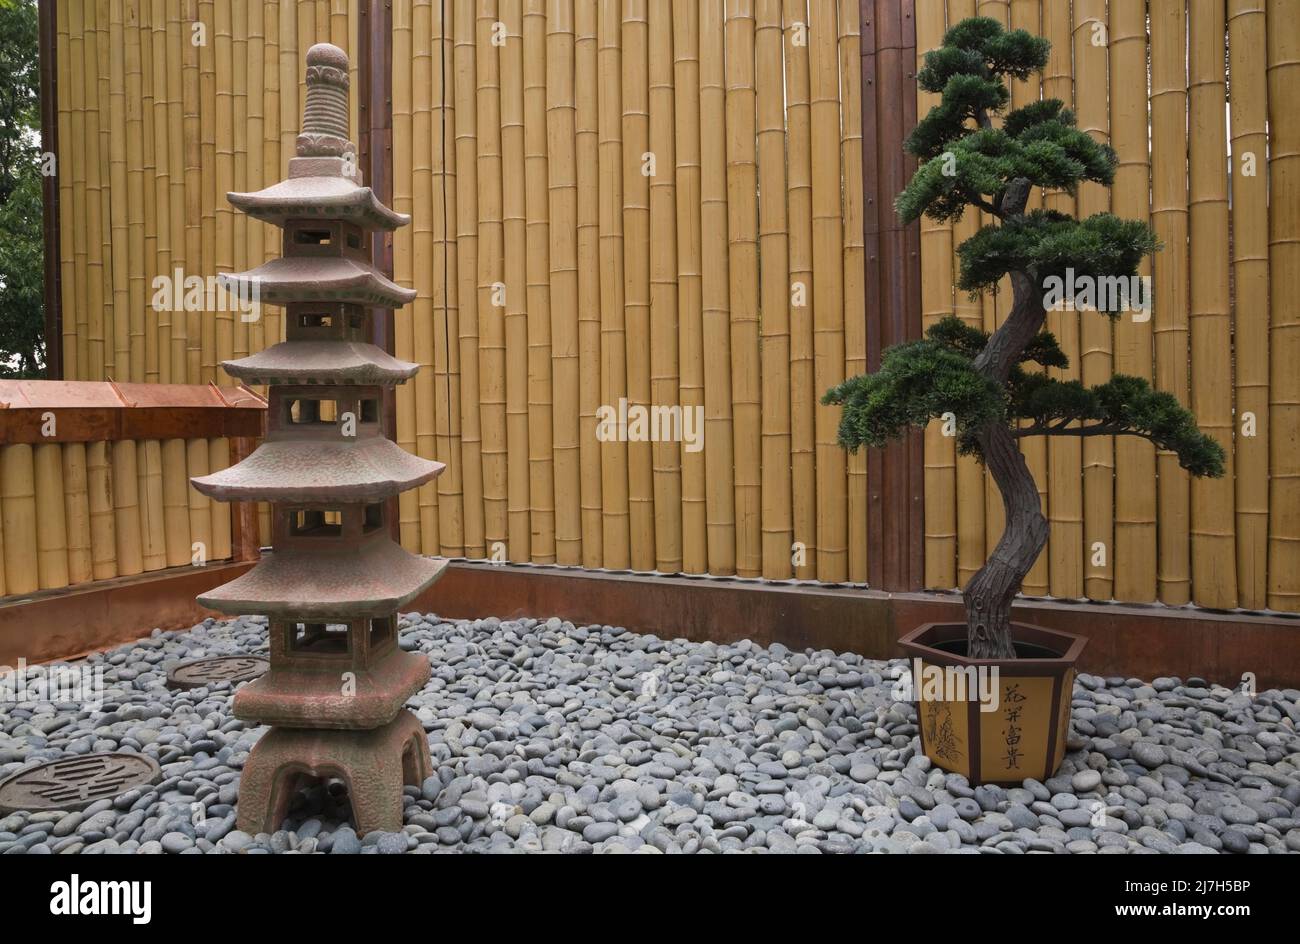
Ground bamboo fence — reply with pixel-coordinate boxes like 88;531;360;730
40;1;1299;613
912;0;1296;613
0;436;234;594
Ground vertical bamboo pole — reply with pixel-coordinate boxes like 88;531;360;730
394;0;419;550
200;0;217;383
502;0;530;559
1186;0;1237;606
838;0;866;583
755;0;791;580
576;0;604;567
167;0;187;380
699;0;735;574
183;0;203;383
1151;0;1191;605
647;0;682;573
161;438;191;567
344;0;358;138
230;0;248;364
63;443;93;585
185;438;212;565
151;0;173;382
1228;0;1269;609
478;0;509;556
414;0;439;554
55;7;74;382
140;0;159;384
109;0;131;383
263;0;282;354
87;440;117;580
280;0;298;178
1073;0;1113;600
66;1;84;381
139;439;166;571
213;0;234;383
1;446;39;595
245;0;265;359
809;0;845;582
917;0;954;589
524;0;555;562
126;0;147;382
455;0;487;557
946;0;985;586
97;0;114;378
724;0;760;577
111;440;143;576
34;444;69;590
673;0;705;573
548;0;582;565
82;0;106;380
438;0;466;557
598;0;631;567
1041;0;1079;598
621;0;654;570
783;0;816;579
1268;0;1300;610
298;0;315;121
207;438;232;561
1109;0;1157;603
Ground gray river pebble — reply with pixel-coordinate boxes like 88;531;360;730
0;613;1296;854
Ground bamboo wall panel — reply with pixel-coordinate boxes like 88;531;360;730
0;437;236;598
914;0;1298;613
395;0;868;579
55;2;1296;610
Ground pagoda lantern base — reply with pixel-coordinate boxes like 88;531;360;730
194;42;446;835
235;708;432;836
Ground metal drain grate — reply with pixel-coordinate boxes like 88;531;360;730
0;753;162;813
166;655;270;690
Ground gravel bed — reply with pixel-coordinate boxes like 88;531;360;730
1;614;1298;854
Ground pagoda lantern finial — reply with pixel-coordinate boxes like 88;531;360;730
299;43;354;159
192;44;443;836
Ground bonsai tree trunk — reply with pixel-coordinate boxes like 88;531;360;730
962;180;1047;659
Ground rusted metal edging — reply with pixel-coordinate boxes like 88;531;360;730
416;562;1300;689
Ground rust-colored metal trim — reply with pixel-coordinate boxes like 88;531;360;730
38;0;61;380
0;380;266;443
10;562;1299;686
0;561;256;666
861;0;925;591
416;563;1300;688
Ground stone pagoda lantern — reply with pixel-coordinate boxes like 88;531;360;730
191;43;444;836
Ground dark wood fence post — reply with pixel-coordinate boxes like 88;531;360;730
861;0;924;591
358;0;399;540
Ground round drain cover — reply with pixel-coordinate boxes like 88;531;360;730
166;655;269;690
0;753;161;814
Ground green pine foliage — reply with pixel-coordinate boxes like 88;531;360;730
826;16;1225;480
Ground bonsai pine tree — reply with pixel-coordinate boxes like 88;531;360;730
824;17;1225;660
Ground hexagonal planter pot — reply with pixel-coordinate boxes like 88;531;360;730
897;622;1087;785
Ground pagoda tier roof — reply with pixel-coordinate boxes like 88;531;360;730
191;437;444;503
219;256;417;308
227;177;409;231
221;341;418;386
198;541;448;619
